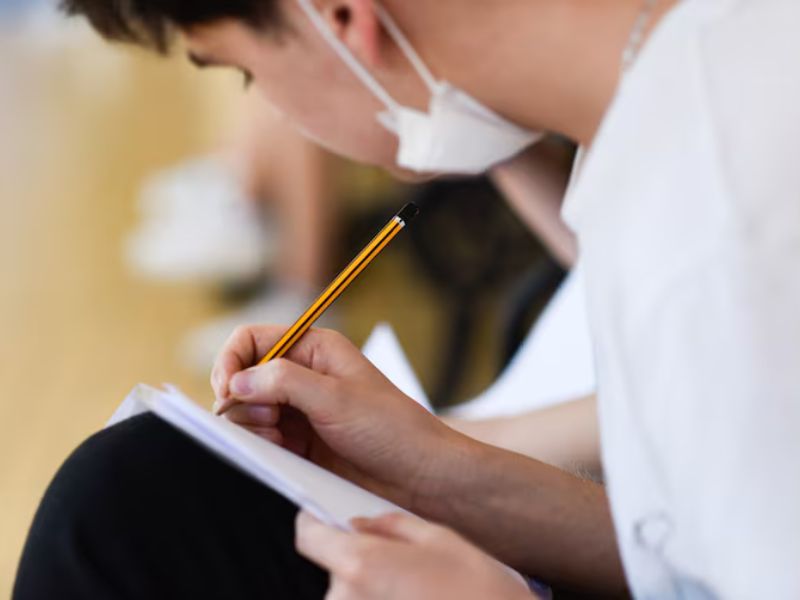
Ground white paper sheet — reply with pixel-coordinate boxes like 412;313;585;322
361;323;432;412
361;271;596;420
110;384;405;530
448;269;596;419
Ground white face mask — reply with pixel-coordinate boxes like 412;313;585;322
294;0;544;175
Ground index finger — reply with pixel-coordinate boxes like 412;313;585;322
210;325;358;402
210;324;289;402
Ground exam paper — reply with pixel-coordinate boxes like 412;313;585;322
361;271;596;420
361;322;432;412
449;270;595;419
109;384;406;530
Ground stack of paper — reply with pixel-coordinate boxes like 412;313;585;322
110;384;406;530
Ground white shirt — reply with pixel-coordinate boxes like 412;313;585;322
563;0;800;597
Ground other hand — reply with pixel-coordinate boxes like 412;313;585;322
296;511;537;600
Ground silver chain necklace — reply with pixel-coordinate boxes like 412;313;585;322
621;0;661;72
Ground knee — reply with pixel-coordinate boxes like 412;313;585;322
14;414;194;597
36;412;296;527
16;413;315;599
29;414;188;527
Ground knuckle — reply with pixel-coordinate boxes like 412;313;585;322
268;358;292;385
320;328;348;347
230;324;251;342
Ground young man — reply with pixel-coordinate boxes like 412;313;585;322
14;0;800;598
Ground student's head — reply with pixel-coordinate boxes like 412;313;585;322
62;0;540;177
61;0;428;173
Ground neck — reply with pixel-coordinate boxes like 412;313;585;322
385;0;677;145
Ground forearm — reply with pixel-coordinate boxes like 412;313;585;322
412;438;626;596
446;395;601;478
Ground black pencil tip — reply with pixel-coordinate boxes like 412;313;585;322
397;202;420;225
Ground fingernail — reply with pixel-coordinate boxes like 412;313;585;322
230;371;254;396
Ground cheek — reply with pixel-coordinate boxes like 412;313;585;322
252;72;400;169
305;108;399;168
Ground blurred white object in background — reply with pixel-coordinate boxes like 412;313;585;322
125;157;277;284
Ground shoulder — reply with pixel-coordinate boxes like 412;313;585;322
697;0;800;237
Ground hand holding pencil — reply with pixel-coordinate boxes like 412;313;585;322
213;202;418;417
208;201;474;510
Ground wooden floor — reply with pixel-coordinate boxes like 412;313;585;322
0;23;503;596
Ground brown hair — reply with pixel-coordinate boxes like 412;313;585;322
60;0;281;52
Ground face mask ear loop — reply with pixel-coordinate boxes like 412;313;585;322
372;4;440;95
294;0;401;113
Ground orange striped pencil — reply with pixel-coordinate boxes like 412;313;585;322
259;202;419;365
215;202;418;416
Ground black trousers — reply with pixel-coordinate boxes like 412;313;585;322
13;414;329;599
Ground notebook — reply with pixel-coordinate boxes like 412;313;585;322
108;322;437;531
109;384;407;531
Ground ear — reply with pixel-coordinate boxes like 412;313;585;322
320;0;382;67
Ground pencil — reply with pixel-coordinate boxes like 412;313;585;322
257;202;419;365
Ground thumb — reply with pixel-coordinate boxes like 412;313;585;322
227;358;341;422
351;512;437;543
